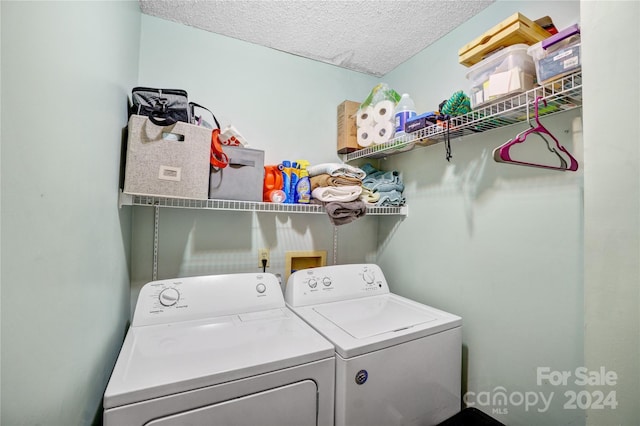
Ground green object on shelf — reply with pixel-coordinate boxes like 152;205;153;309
441;91;472;116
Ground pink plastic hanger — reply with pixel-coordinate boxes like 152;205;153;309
493;96;579;171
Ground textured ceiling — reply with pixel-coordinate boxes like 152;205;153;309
139;0;494;76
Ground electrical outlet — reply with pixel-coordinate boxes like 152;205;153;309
258;248;270;268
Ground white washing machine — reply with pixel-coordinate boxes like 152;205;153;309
104;273;335;426
285;264;462;426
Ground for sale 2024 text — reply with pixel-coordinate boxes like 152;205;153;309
537;366;618;410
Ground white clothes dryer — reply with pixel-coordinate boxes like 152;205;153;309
104;273;335;426
285;264;462;426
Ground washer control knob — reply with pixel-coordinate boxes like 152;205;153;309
256;283;266;294
308;278;318;288
322;277;332;287
159;288;180;306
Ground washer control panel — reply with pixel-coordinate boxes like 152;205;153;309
133;273;284;327
158;287;181;306
285;264;389;307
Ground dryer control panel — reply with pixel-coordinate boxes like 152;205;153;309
133;273;284;327
284;264;390;307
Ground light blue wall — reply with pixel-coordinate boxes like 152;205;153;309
0;1;140;425
380;1;585;425
377;115;584;425
0;2;3;418
582;1;640;424
376;1;639;425
378;1;585;425
138;14;379;165
131;15;381;301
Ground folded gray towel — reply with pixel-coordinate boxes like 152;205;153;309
324;200;367;226
376;190;406;206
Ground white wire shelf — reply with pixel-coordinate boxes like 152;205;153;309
343;71;583;162
119;192;408;216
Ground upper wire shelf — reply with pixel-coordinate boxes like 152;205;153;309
343;71;583;161
119;192;408;216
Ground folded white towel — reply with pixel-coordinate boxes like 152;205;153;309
307;163;366;180
312;185;362;202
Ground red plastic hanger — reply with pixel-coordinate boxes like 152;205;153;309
493;96;579;172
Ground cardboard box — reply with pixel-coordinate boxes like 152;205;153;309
209;146;265;201
337;100;360;154
459;12;550;67
123;115;212;199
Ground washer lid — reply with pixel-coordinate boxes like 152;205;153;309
314;296;437;338
290;294;462;358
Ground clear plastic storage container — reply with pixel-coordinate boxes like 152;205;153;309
465;43;536;108
528;24;581;84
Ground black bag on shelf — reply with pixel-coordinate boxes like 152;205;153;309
130;87;191;126
130;87;221;129
190;102;221;130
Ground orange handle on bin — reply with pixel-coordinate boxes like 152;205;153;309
210;129;229;169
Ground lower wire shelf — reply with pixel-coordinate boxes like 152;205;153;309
119;191;408;216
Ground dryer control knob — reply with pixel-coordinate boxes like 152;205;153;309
256;283;266;293
159;288;180;306
308;278;318;288
362;270;375;284
322;277;332;287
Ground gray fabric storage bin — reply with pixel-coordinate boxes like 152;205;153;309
124;115;211;199
209;146;265;201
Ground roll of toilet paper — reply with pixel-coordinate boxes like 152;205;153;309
357;124;375;147
373;121;394;145
373;100;395;123
356;106;374;127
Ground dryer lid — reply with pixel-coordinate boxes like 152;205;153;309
313;295;437;339
104;308;334;409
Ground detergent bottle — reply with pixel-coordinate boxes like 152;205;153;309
280;161;293;203
294;160;311;204
263;165;285;203
290;161;300;203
